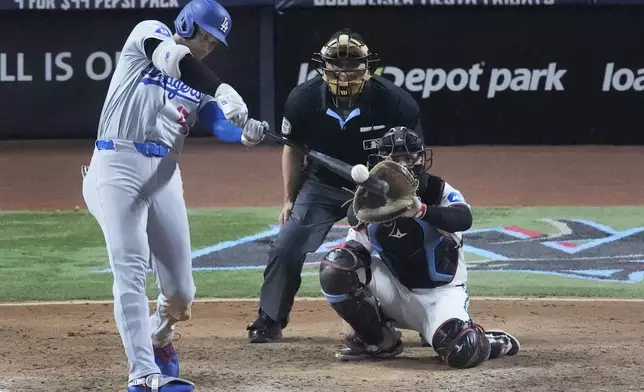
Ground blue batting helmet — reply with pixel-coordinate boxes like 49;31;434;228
174;0;232;46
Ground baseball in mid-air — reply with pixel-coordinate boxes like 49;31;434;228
351;164;370;183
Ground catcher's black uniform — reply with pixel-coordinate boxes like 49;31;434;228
248;74;422;340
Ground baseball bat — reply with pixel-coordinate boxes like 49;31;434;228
264;131;390;197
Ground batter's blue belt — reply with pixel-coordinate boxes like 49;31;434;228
95;140;170;158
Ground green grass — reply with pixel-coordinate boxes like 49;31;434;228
192;267;644;299
471;206;644;231
0;206;643;302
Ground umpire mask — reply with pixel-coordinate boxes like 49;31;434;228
312;29;380;108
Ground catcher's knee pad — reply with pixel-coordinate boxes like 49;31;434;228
319;241;386;345
319;240;372;296
431;318;491;369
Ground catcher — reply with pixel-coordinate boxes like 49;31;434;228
319;126;520;368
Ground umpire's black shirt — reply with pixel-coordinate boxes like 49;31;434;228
279;74;422;190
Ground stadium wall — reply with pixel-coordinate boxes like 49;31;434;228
2;1;644;145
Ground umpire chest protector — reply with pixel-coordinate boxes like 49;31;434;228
282;75;420;189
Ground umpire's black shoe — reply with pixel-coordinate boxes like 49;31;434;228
247;311;283;343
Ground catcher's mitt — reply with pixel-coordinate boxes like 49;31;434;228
353;160;418;224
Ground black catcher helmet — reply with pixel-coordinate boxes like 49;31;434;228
311;28;380;108
368;126;433;177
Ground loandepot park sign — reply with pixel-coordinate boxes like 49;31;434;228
297;62;568;100
94;219;644;282
297;62;644;100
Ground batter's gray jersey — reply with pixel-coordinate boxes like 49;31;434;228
96;20;216;154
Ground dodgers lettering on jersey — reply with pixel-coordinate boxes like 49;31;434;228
96;20;215;153
140;66;205;104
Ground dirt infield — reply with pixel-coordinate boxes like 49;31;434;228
2;299;644;392
1;140;643;210
1;140;644;392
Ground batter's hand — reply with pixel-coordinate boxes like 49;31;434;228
241;119;268;146
279;201;294;225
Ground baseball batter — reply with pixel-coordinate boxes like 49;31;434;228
81;1;267;391
319;127;520;368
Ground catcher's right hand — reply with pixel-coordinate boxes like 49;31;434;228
401;196;428;219
352;160;419;224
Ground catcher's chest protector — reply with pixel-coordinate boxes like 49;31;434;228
367;217;459;290
361;173;455;290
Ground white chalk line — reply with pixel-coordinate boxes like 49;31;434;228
1;296;644;307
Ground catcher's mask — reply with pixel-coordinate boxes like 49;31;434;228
368;127;433;177
312;29;380;108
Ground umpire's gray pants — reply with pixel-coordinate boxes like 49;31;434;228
259;177;352;324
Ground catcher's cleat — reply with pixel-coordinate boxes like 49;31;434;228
485;329;520;358
127;374;194;392
154;342;179;378
336;334;404;361
247;311;283;343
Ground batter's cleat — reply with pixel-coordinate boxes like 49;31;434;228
485;329;521;359
127;374;194;392
154;342;179;378
336;335;404;361
247;311;283;343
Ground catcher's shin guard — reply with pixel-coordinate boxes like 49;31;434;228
319;241;400;350
432;318;491;369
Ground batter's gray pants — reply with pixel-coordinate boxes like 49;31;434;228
259;177;352;324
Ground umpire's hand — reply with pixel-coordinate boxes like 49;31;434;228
279;201;294;225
